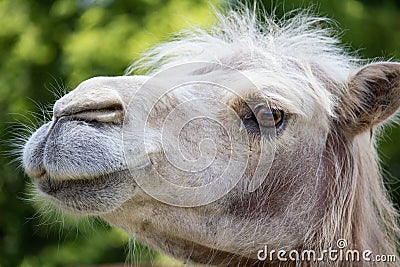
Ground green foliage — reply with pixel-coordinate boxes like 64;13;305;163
0;0;399;266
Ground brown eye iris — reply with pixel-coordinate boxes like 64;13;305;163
255;107;284;128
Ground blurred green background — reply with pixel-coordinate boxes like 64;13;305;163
0;0;399;266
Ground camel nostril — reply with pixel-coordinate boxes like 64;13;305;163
67;105;124;123
53;88;125;123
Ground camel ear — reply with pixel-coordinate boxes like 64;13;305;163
337;62;400;135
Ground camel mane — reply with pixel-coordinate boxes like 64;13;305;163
128;8;358;116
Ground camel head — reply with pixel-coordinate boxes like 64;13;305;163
22;9;400;266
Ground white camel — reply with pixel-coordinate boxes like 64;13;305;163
22;7;400;266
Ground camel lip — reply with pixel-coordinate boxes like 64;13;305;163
35;169;132;192
34;169;137;215
31;158;152;182
34;168;128;182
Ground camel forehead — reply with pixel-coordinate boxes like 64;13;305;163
168;68;334;118
145;62;334;116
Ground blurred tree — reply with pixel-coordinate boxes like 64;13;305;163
0;0;399;266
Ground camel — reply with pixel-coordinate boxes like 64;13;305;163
22;7;400;266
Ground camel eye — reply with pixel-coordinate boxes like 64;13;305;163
255;107;284;128
241;104;286;135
